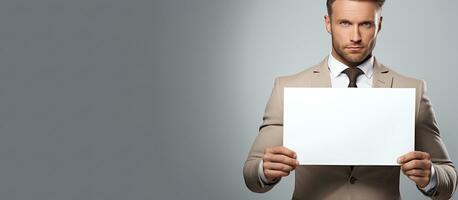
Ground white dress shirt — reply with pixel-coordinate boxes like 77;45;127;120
258;53;437;193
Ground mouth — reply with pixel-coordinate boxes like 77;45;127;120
345;46;364;51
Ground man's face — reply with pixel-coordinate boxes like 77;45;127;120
325;0;382;67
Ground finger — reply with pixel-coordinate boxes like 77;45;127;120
401;160;431;171
264;169;289;179
264;162;295;173
403;169;426;177
267;146;297;159
264;154;299;167
398;151;430;164
407;175;428;187
403;169;429;177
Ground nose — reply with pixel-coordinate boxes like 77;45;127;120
350;26;362;43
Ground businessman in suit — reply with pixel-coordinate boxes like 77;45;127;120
243;0;457;199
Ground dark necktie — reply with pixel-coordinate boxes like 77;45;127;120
342;67;364;172
342;67;364;88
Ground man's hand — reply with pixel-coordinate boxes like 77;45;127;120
397;151;432;188
263;146;299;182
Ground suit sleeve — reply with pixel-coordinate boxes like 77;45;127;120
415;80;458;200
243;78;284;193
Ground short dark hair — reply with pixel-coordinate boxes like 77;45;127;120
326;0;385;16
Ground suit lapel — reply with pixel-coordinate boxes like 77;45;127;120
372;58;393;88
311;56;332;88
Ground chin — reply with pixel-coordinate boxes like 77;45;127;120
343;56;365;64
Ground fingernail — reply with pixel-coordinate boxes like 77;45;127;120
296;160;299;165
397;157;401;163
294;153;297;158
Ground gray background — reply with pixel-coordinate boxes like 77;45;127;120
0;0;455;199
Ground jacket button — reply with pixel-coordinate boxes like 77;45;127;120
349;177;357;184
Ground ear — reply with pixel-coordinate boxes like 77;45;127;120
325;15;332;34
377;16;383;33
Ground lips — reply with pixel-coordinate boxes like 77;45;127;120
345;46;364;51
346;46;363;49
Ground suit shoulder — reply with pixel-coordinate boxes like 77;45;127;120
274;63;320;86
384;64;424;87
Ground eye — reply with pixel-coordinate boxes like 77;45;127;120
361;22;372;28
340;21;351;27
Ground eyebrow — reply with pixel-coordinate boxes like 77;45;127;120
359;20;375;24
336;19;351;23
336;19;375;24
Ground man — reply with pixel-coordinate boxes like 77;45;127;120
243;0;457;199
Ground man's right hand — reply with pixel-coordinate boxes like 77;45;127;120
263;146;299;182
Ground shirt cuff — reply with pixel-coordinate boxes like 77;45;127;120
419;164;437;193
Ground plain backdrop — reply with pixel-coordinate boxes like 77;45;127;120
0;0;456;199
154;1;458;200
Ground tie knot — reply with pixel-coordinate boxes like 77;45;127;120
342;67;364;88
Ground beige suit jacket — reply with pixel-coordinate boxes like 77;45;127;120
243;57;457;200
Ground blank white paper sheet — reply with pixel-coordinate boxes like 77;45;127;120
283;88;415;166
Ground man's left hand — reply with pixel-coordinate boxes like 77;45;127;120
397;151;432;188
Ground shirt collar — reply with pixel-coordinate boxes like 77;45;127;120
328;53;374;79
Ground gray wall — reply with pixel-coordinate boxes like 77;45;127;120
0;0;455;199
